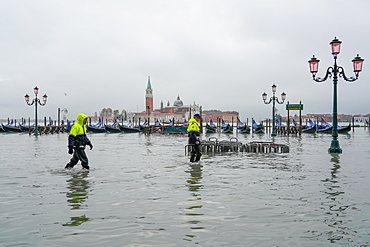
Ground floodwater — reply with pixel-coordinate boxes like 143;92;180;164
0;129;370;247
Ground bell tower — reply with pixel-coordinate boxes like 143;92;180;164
145;76;153;115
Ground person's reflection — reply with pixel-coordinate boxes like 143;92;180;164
183;163;204;243
321;154;349;243
63;171;91;227
145;135;153;154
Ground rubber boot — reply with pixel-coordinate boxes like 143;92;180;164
194;154;202;162
190;155;196;162
65;163;74;169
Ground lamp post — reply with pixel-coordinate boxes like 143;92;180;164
58;108;68;127
262;84;286;136
25;86;48;136
308;37;364;153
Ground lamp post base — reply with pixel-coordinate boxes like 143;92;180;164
271;132;277;137
34;127;39;136
328;140;342;153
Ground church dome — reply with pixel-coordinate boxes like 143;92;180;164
173;95;183;106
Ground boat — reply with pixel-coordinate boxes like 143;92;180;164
317;125;332;133
104;124;121;133
237;121;247;130
239;124;251;134
316;124;351;134
205;120;217;133
221;120;229;129
19;124;33;132
86;125;106;133
86;119;106;133
163;125;188;133
1;123;24;132
302;126;316;133
222;124;233;134
302;120;316;133
338;124;351;133
252;120;265;134
118;123;141;133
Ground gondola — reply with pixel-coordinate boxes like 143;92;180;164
338;124;351;133
86;125;106;133
222;124;233;134
239;124;251;134
86;119;106;133
118;123;141;133
317;125;333;133
221;120;229;129
317;124;351;134
104;124;121;133
302;126;316;133
205;121;217;133
163;126;188;133
301;120;317;134
1;123;24;132
19;124;36;132
252;120;265;134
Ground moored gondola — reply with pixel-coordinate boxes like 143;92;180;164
104;124;121;133
118;123;141;133
205;121;217;133
86;125;106;133
239;124;251;134
222;124;233;134
338;124;351;133
1;123;24;132
302;126;316;133
317;124;351;134
252;120;265;134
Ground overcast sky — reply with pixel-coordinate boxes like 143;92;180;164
1;0;369;122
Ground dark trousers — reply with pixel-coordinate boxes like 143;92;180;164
190;144;202;162
65;148;89;169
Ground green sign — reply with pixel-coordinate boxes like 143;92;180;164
286;104;303;110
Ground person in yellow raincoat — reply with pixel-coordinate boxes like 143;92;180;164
187;114;202;162
65;114;93;170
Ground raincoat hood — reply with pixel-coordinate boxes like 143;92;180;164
76;114;88;125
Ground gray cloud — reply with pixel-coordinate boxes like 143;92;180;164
1;0;369;121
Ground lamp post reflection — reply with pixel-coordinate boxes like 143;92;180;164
63;171;91;227
183;163;204;243
321;154;350;243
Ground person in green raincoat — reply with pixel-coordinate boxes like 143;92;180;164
65;114;93;170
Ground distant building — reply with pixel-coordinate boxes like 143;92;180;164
281;113;370;125
98;76;241;125
145;76;154;115
128;77;202;124
202;110;239;123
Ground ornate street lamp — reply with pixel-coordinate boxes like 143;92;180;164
308;37;364;153
262;84;286;136
25;86;48;136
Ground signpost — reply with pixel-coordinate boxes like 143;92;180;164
286;101;303;131
286;104;303;110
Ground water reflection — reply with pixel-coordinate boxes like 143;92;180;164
63;171;91;227
183;163;204;243
321;154;351;243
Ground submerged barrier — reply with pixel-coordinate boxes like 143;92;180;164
185;138;289;154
